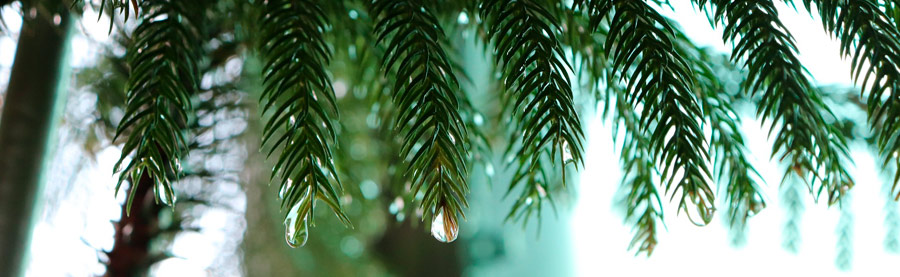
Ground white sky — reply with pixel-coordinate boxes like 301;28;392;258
572;2;899;277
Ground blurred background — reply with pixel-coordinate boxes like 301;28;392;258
0;1;898;276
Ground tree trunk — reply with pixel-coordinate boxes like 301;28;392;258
105;171;164;277
0;4;72;277
374;221;463;277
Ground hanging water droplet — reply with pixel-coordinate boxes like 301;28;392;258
348;10;359;20
284;214;309;248
525;197;533;206
485;163;495;177
449;134;456;144
748;201;765;217
683;193;715;226
284;186;312;247
289;115;296;126
840;184;851;193
430;208;459;243
562;141;573;163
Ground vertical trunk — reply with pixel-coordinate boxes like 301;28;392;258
105;171;163;277
374;221;463;277
0;4;72;277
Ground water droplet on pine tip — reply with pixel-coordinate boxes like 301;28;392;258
840;184;851;193
284;214;309;248
284;187;313;248
748;201;765;217
431;208;459;243
558;141;574;164
684;194;715;226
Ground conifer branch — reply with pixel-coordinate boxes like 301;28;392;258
674;39;766;231
370;0;470;241
480;0;585;223
612;91;664;256
257;0;351;247
560;9;662;253
695;0;854;205
801;0;900;201
577;0;715;225
113;0;204;214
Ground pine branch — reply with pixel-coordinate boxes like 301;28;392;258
559;7;614;109
480;0;585;223
835;196;854;270
801;0;900;201
71;0;140;32
612;91;664;256
696;0;854;205
577;0;715;225
257;0;350;248
876;0;900;30
113;0;204;214
370;0;470;242
558;8;661;254
674;38;766;232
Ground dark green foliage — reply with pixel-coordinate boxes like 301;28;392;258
257;0;350;233
113;0;204;214
578;0;715;225
70;0;139;32
369;0;470;238
612;91;664;256
78;0;898;259
674;41;766;233
802;0;900;201
480;0;585;223
695;0;854;205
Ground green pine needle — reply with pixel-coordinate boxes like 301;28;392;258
258;0;352;232
369;0;471;230
481;0;586;224
579;0;716;225
113;0;204;214
696;0;854;205
802;0;900;201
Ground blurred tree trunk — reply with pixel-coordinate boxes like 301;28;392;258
374;221;463;277
0;4;72;277
105;171;164;277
